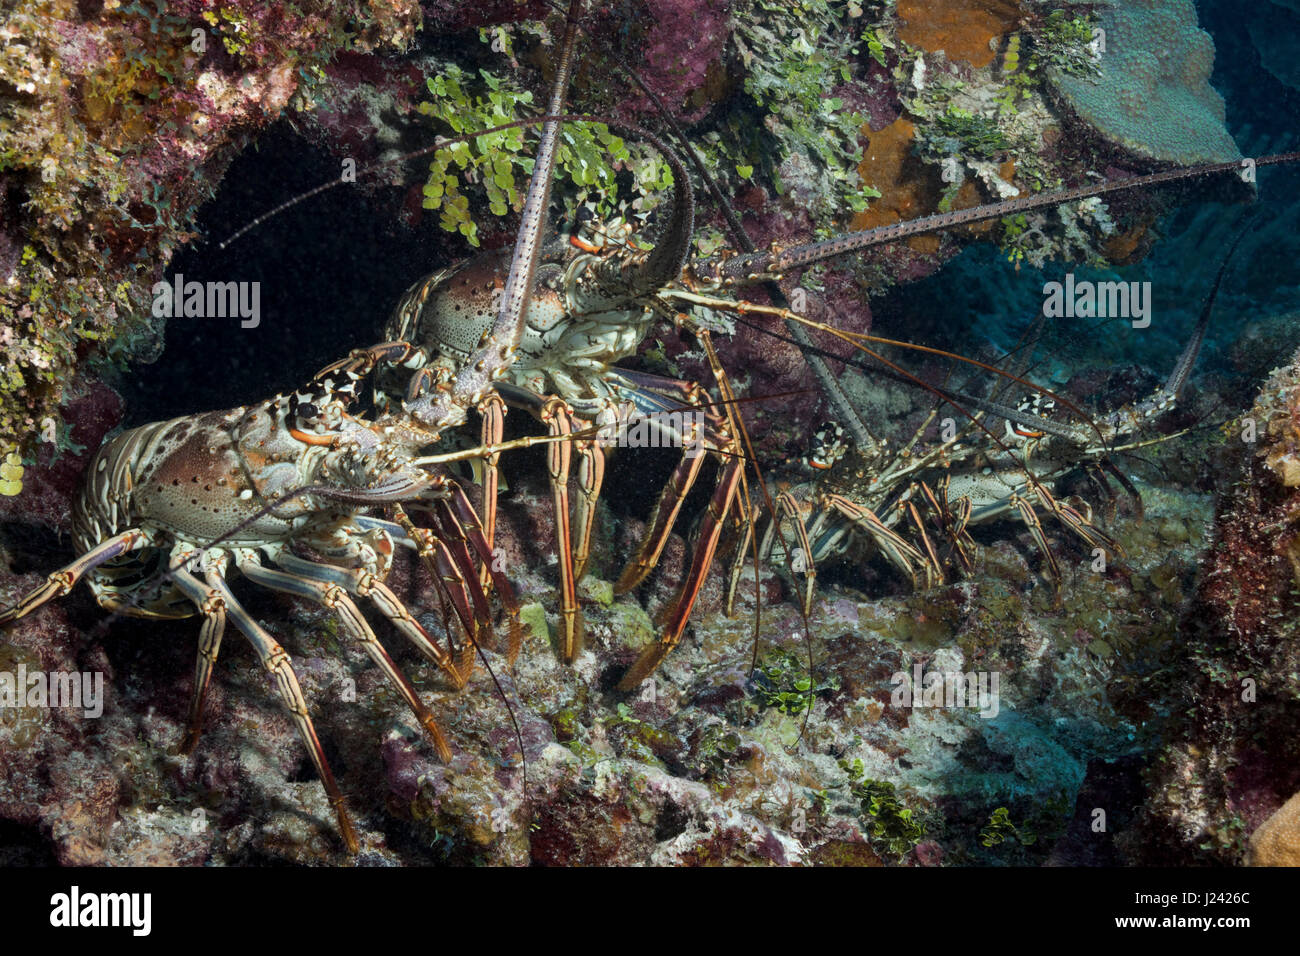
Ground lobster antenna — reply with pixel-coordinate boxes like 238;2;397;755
217;114;690;250
495;0;584;376
693;152;1300;283
875;207;1249;457
1161;215;1256;399
698;294;1107;447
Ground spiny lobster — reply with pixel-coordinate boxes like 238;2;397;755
0;342;541;851
732;229;1245;614
0;27;588;851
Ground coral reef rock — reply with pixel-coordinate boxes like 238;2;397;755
1049;0;1240;164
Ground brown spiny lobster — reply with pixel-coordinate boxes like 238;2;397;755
0;15;588;851
732;229;1246;613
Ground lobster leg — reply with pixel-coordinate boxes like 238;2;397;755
0;528;149;625
773;491;818;617
1032;483;1123;559
390;503;482;676
272;551;469;690
203;568;359;854
819;494;936;587
545;400;585;660
488;384;590;659
441;485;525;663
349;577;473;688
571;437;606;584
614;431;708;593
415;501;499;653
724;501;756;617
169;562;228;757
617;447;743;691
510;395;584;661
1011;494;1063;588
903;500;944;589
313;341;418;381
605;371;725;593
928;477;977;574
724;488;790;618
350;511;483;671
750;490;818;616
1100;460;1145;523
237;553;452;762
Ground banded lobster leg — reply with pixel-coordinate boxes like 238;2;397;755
235;550;454;761
182;559;361;853
0;529;151;626
438;484;527;662
173;552;229;756
273;544;474;687
349;507;524;674
813;497;937;585
483;384;589;661
743;487;942;619
580;367;744;690
390;502;486;669
171;517;480;764
397;489;527;671
1017;484;1120;585
751;490;820;617
915;476;977;576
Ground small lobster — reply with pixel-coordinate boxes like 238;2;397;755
0;341;545;851
0;25;583;846
733;229;1244;613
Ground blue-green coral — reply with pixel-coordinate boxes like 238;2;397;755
1048;0;1240;164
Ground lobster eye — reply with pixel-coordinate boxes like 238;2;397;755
297;402;319;420
806;420;848;470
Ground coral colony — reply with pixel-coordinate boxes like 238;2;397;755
0;0;1298;869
